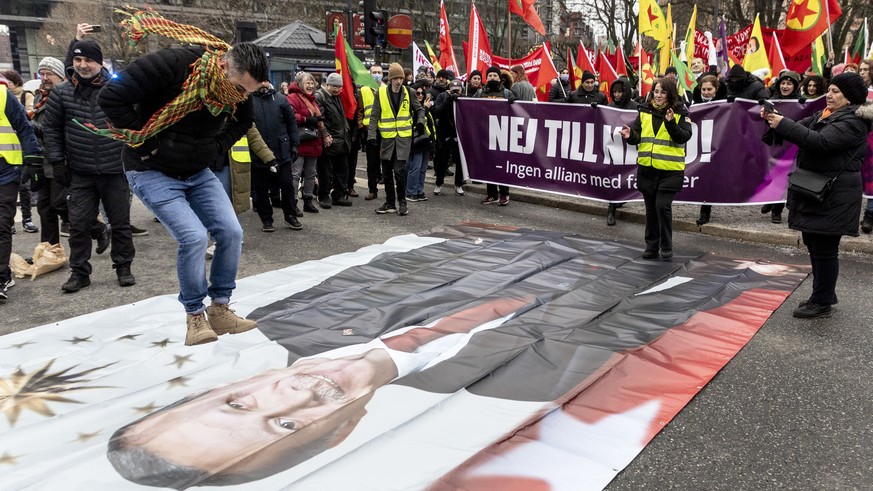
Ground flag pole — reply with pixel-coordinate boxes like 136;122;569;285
508;0;512;60
824;0;834;57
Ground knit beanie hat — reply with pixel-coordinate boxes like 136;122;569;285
388;63;405;80
727;64;746;81
325;72;343;86
485;66;502;78
470;69;482;79
38;57;66;79
665;66;678;76
829;72;869;105
71;40;103;65
581;70;596;82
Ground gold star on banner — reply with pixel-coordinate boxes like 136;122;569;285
63;336;92;345
0;360;116;427
150;338;172;348
132;402;159;414
167;354;194;369
117;334;141;341
71;430;101;443
0;451;23;465
166;376;191;389
4;341;35;350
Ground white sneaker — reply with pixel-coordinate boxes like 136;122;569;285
455;186;465;196
205;244;215;259
433;185;441;195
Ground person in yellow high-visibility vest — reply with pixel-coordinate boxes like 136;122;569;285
356;65;385;200
620;78;692;260
366;63;426;216
0;77;45;300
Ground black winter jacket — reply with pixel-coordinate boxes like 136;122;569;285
549;79;570;103
608;78;638;110
775;102;872;236
726;74;770;101
98;47;253;180
250;86;299;168
42;69;124;174
567;87;608;106
432;91;458;140
314;87;350;156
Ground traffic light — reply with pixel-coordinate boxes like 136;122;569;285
369;9;388;48
362;0;377;47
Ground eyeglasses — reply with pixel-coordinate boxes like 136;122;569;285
416;91;424;96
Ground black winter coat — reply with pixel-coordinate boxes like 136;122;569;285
42;69;124;174
98;47;253;180
775;102;872;236
314;87;350;156
250;86;299;168
432;91;458;140
726;74;770;101
549;79;570;103
567;87;608;106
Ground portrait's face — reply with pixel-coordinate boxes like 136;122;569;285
121;351;393;478
471;74;481;87
72;56;101;79
700;82;716;99
780;79;795;96
691;59;705;73
222;59;261;94
38;69;62;89
582;78;597;91
825;84;849;111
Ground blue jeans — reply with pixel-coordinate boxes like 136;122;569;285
126;169;242;313
406;151;427;197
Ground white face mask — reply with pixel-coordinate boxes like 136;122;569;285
560;74;569;82
372;73;383;83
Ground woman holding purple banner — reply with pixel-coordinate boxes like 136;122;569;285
762;72;872;319
620;78;692;260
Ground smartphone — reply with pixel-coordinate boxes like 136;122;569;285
90;25;102;33
762;100;778;114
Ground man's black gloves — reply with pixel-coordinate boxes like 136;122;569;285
23;156;45;190
415;122;425;134
266;159;279;173
290;147;299;163
367;138;378;150
51;161;71;187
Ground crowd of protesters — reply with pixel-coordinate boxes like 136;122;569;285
1;19;872;325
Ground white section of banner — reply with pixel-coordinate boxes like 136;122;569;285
411;41;433;77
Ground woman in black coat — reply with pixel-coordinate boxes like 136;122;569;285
762;72;872;318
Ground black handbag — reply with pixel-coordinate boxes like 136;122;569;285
412;133;432;149
299;127;318;142
787;145;862;203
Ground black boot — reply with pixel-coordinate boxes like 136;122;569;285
696;205;711;226
862;210;873;234
606;204;616;226
303;197;319;213
291;200;303;218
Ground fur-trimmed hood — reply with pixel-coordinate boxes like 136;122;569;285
856;100;873;122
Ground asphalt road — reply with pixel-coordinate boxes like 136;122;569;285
5;173;873;490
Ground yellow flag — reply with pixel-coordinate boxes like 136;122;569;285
659;2;675;71
424;40;443;72
742;14;770;78
683;4;697;63
639;0;668;43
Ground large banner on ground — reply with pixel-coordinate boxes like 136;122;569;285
0;226;808;490
456;98;873;203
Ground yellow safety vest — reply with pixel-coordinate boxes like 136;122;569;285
361;86;375;126
377;85;413;139
637;111;686;171
230;136;251;163
0;89;23;166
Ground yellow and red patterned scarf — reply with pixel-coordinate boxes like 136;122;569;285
83;7;248;147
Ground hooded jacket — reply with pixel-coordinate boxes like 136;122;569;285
286;82;324;158
250;84;298;168
567;85;608;105
608;78;638;110
774;101;873;236
725;65;770;100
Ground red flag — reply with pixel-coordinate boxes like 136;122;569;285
472;43;557;90
467;3;493;77
576;41;597;76
640;48;654;97
614;44;629;77
567;47;578;90
333;24;357;120
537;42;560;89
509;0;546;36
780;0;842;56
439;0;460;75
768;33;787;81
597;48;619;99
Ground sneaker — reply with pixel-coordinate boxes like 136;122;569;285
0;278;14;300
642;249;659;260
61;273;91;293
130;225;149;237
285;214;303;230
206;303;258;335
406;195;420;202
95;226;111;255
375;203;397;214
60;222;70;237
455;186;465;196
481;196;497;205
205;243;215;259
498;195;509;206
446;169;454;176
792;302;832;319
417;194;428;202
771;211;783;224
347;188;359;197
185;312;219;346
660;249;673;259
399;202;408;216
433;185;442;195
115;263;136;287
318;198;332;209
331;196;353;207
365;192;378;201
22;220;38;233
262;221;275;233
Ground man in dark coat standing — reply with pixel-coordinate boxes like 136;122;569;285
568;70;608;105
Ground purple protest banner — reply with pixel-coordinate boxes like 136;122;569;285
455;97;872;203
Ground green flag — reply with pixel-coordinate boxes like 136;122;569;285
670;50;697;94
336;25;378;89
